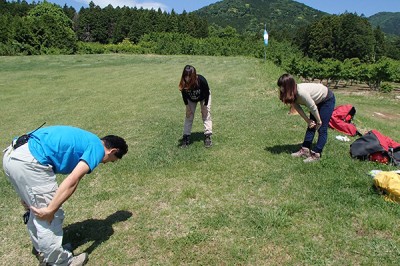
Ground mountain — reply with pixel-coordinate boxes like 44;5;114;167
368;12;400;36
193;0;327;36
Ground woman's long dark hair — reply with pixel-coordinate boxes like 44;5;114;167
178;65;198;91
277;73;297;104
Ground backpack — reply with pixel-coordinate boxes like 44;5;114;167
329;104;361;136
350;130;400;166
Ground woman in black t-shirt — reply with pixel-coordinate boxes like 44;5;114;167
178;65;213;148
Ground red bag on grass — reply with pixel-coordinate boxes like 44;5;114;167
329;104;361;136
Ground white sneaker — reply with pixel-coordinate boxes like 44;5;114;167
70;253;88;266
303;151;321;163
291;147;310;158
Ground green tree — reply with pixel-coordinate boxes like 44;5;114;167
341;58;361;86
128;8;149;43
357;58;397;90
321;59;342;87
0;14;14;44
62;4;76;20
373;26;387;61
385;36;400;60
337;13;375;61
25;2;77;54
368;58;397;90
0;14;20;55
112;7;132;43
299;13;377;62
76;1;109;43
168;9;179;33
306;15;340;61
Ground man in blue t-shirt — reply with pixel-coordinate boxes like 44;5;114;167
2;125;128;266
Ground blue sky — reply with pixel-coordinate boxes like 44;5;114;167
32;0;400;17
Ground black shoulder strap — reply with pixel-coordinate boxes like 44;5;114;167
12;122;46;149
28;122;46;136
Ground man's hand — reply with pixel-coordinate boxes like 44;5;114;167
29;161;89;224
30;206;55;224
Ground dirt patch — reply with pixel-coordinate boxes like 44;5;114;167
371;111;400;120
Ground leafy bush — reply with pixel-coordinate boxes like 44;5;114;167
24;2;77;54
137;32;263;57
0;42;20;56
77;42;106;54
105;39;148;54
380;83;393;93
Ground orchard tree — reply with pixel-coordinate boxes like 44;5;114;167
341;58;361;86
368;58;397;90
321;59;342;87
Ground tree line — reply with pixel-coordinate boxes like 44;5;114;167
1;0;399;91
0;0;209;54
294;13;398;62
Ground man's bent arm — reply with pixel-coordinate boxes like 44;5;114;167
30;161;90;223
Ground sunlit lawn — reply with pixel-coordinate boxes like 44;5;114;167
0;54;399;265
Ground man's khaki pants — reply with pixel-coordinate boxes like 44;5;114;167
3;143;73;265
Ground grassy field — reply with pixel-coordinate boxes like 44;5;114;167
0;54;399;265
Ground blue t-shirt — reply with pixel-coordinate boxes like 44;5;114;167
28;126;104;174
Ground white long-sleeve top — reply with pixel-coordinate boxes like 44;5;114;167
294;83;329;121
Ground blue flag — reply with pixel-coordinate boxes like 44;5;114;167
263;29;269;46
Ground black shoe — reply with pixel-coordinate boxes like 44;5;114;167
33;243;73;266
180;135;190;148
32;247;45;266
204;134;212;148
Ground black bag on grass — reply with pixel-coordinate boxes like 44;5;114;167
350;130;400;166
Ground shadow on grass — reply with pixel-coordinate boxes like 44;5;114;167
176;131;205;147
63;210;132;255
264;143;301;154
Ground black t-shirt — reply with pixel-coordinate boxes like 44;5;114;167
181;75;210;105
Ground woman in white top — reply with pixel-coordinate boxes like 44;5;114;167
278;74;335;162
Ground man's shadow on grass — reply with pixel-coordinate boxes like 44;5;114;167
63;210;132;255
176;132;205;147
264;143;301;155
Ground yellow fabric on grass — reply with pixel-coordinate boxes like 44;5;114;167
374;171;400;203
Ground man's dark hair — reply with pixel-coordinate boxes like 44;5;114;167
101;135;128;159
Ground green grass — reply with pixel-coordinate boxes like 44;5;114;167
0;54;399;265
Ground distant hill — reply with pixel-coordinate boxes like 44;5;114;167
368;12;400;36
193;0;327;37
